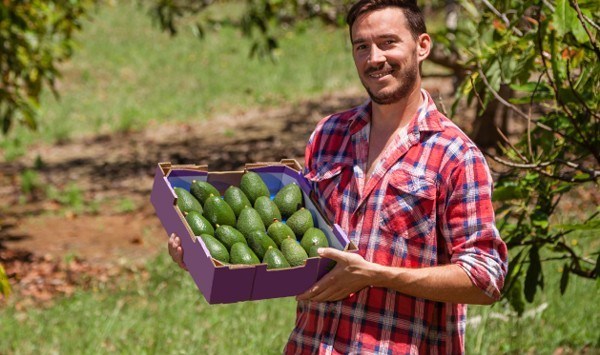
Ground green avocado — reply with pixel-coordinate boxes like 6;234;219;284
174;187;203;214
236;207;266;239
273;183;303;219
253;195;282;227
230;242;260;265
300;227;329;254
280;236;309;267
246;229;278;260
223;185;252;217
190;180;221;205
266;220;296;247
263;246;291;269
239;171;270;205
214;224;247;250
285;208;314;238
185;210;215;236
199;233;229;264
308;244;321;258
203;195;236;227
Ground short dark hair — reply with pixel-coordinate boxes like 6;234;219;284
346;0;427;40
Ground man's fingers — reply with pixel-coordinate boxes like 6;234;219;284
318;247;350;264
168;233;187;270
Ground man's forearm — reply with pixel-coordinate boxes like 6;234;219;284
371;263;496;305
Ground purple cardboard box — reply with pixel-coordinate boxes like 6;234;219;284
150;159;357;304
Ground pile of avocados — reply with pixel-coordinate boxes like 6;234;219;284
174;171;330;269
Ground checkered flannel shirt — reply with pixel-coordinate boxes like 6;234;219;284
284;89;508;355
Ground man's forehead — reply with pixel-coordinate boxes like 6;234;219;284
350;7;409;39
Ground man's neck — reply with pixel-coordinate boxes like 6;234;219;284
371;86;424;130
365;86;424;178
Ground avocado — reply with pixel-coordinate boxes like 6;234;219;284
273;183;303;219
203;195;236;227
199;233;229;264
223;185;252;217
174;187;203;214
185;210;215;236
253;195;282;227
236;207;266;239
190;180;221;205
300;227;329;254
214;224;247;250
280;236;309;267
239;171;270;205
263;246;291;269
246;230;278;260
230;242;260;265
285;208;314;238
266;220;296;247
308;244;321;258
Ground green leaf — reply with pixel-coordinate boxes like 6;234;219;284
553;0;577;37
493;184;527;201
553;219;600;231
0;264;11;297
595;253;600;278
524;246;541;303
507;278;525;316
560;263;570;295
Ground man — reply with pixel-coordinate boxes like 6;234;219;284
169;0;508;353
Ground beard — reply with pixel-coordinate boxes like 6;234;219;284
361;58;419;105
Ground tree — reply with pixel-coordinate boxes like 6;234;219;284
444;0;599;314
0;0;96;134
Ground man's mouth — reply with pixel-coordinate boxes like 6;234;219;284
367;68;395;79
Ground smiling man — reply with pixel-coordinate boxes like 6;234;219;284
284;0;508;353
168;0;508;353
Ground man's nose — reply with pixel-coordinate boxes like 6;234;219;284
367;45;385;65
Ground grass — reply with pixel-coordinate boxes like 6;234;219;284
1;250;598;354
0;0;360;160
0;253;297;354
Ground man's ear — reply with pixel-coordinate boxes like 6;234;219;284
417;33;432;62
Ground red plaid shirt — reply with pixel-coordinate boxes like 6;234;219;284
284;90;508;354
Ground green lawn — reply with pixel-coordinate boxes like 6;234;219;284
1;251;598;354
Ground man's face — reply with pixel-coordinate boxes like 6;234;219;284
351;8;426;105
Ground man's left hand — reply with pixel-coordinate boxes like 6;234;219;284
296;247;378;302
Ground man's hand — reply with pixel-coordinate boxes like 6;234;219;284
168;233;188;271
296;247;379;302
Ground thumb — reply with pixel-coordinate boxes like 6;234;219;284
317;247;348;262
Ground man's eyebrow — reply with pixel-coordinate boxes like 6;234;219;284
352;33;401;45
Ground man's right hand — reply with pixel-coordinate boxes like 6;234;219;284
168;233;188;271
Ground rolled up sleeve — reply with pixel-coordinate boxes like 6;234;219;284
441;148;508;300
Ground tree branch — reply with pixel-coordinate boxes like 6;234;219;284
486;154;599;182
481;0;523;36
569;0;600;61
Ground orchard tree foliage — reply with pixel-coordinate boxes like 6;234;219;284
442;0;599;314
0;0;96;134
151;0;357;56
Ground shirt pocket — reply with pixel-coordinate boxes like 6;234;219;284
304;163;348;222
380;172;437;241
